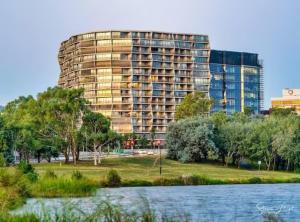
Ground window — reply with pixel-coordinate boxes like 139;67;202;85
194;43;206;49
97;40;112;46
193;57;208;63
112;39;132;46
243;67;258;74
97;68;112;75
96;53;111;61
96;32;111;39
193;64;208;70
82;33;94;40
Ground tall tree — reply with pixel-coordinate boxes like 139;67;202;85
175;92;213;120
35;87;87;164
81;111;111;165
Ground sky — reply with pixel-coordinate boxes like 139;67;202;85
0;0;299;108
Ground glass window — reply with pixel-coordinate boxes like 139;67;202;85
96;32;111;39
96;53;111;60
112;39;132;46
97;40;112;46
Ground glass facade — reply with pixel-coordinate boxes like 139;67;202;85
209;50;263;114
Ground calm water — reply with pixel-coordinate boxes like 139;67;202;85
14;184;300;221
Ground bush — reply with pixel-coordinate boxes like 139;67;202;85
17;161;34;174
25;172;38;182
44;170;57;179
248;177;262;184
15;176;31;197
153;177;182;186
106;169;121;187
17;161;38;182
0;169;12;186
0;153;6;167
286;177;300;183
294;168;300;174
71;170;83;180
122;179;153;187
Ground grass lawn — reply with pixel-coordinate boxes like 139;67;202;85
34;156;300;183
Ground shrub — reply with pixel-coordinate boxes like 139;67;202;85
153;177;182;186
248;177;262;184
17;161;34;174
286;177;300;183
294;168;300;174
17;161;38;182
15;176;31;197
106;169;121;187
25;172;38;182
0;153;6;167
71;170;83;180
122;179;153;187
44;170;57;179
0;169;12;186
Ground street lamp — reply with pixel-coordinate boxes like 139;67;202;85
156;139;162;176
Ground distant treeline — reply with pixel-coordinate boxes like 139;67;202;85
166;110;300;171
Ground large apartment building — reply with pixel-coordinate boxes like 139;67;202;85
58;30;263;138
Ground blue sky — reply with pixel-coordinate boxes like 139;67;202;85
0;0;299;108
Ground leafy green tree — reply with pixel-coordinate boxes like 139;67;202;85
220;120;253;167
166;116;216;163
137;135;150;149
81;111;112;165
150;127;156;149
35;87;87;164
249;117;281;170
175;92;213;120
1;96;39;163
271;107;295;116
211;111;228;163
244;107;255;116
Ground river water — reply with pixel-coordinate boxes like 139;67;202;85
14;184;300;221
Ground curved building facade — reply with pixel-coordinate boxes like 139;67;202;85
58;30;210;138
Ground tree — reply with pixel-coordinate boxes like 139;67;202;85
220;120;252;167
244;107;255;116
166;116;216;163
175;92;213;120
137;135;150;149
1;96;39;163
35;87;87;164
249;117;281;170
211;111;228;163
81;111;111;165
150;127;156;149
271;107;295;116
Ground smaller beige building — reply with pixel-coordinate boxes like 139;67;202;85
271;88;300;114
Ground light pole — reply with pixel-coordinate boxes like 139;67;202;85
157;139;162;176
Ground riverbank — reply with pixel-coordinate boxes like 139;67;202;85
1;156;300;220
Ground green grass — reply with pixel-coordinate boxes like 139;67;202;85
31;177;97;198
34;156;300;184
